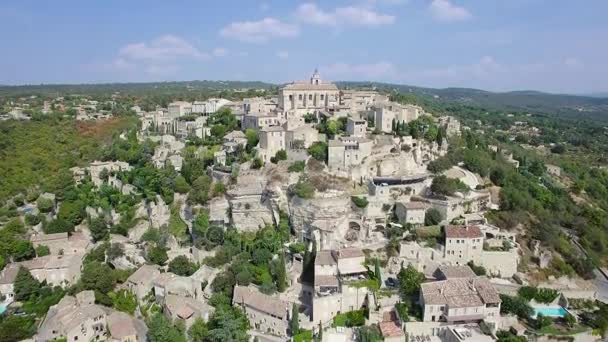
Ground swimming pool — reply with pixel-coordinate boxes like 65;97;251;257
0;303;6;315
533;307;568;318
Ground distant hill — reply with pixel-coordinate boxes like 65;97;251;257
1;79;607;121
338;82;608;122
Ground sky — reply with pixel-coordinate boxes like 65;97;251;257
1;0;607;94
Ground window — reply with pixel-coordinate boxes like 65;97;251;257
321;94;325;100
299;94;303;100
309;94;313;100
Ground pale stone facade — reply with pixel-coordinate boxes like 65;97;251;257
168;101;192;117
444;225;484;266
374;102;421;133
233;285;290;337
420;277;501;323
346;117;367;137
279;69;340;116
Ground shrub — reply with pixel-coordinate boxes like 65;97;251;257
307;142;328;162
251;157;263;169
288;161;306;173
293;178;315;199
467;261;486;276
332;309;366;327
424;208;442;226
351;196;369;208
270;149;287;164
35;245;50;257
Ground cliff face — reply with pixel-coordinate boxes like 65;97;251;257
289;191;353;250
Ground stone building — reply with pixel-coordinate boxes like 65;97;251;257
346;117;368;137
125;265;161;300
312;248;372;324
327;137;373;172
163;294;214;329
278;69;340;116
395;201;428;226
257;126;286;163
168;101;192;117
419;277;501;323
233;285;291;337
36;291;107;342
443;225;484;266
373;102;421;133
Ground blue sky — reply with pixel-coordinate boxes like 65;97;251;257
1;0;607;94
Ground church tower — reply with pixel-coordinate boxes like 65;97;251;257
310;68;321;85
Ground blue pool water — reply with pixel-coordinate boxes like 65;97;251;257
0;304;6;315
533;307;568;318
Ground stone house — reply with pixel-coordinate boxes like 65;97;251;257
36;291;107;342
163;294;214;329
125;265;161;300
20;253;84;287
443;225;484;266
395;201;427;226
153;272;200;300
107;311;148;342
232;285;290;337
30;232;90;256
419;277;501;323
346;117;367;137
0;264;20;302
168;101;192;117
327;137;373;172
373;102;421;133
257;126;286;163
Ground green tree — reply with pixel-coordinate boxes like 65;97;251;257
273;253;287;292
35;245;50;257
168;255;198;276
188;318;208;341
147;245;169;266
424;208;442;226
148;313;187;342
397;264;425;298
44;217;74;234
81;261;116;293
36;197;54;213
430;175;468;196
89;217;109;242
12;240;35;261
374;259;382;289
14;267;41;301
206;306;249;342
57;200;85;226
189;175;212;205
245;129;259;150
290;303;300;336
307;142;328;163
174;175;191;194
109;289;138;314
0;315;37;342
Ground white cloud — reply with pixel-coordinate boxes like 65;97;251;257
324;61;396;79
277;50;289;59
429;0;472;22
106;34;209;77
296;3;395;27
118;34;209;61
220;18;299;43
212;47;228;57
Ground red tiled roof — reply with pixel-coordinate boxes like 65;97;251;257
445;225;483;239
379;321;404;337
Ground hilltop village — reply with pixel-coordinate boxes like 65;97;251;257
0;71;606;342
